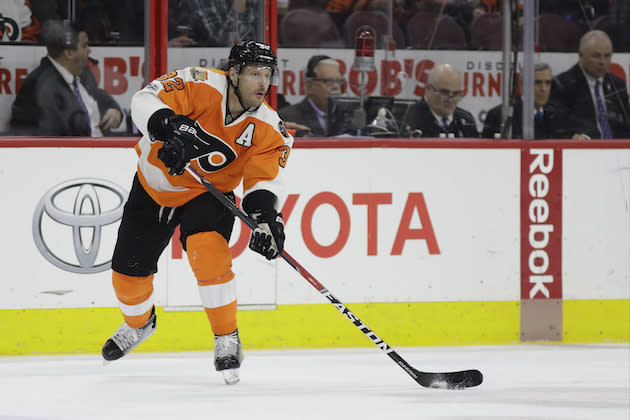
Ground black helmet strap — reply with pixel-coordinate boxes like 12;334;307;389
226;66;260;123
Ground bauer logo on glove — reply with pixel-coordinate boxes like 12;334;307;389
177;123;197;136
150;113;209;176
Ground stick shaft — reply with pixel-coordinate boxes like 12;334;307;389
186;166;482;389
186;168;404;353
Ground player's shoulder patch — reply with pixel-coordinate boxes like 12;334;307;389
190;67;208;81
278;120;290;138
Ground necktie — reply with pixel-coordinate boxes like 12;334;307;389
595;80;613;139
72;77;91;131
535;110;543;121
441;116;449;131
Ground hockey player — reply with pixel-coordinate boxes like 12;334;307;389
101;40;292;385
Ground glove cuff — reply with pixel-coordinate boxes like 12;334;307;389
250;209;282;224
243;190;278;216
147;108;175;141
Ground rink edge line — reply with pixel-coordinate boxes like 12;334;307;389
0;299;628;355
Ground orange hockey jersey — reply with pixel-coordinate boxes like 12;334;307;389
130;67;293;208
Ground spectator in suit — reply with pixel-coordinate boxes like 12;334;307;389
410;63;478;138
483;63;562;139
10;20;122;136
279;55;344;137
548;30;630;139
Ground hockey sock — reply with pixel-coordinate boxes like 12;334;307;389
204;301;238;335
186;232;237;335
112;271;155;328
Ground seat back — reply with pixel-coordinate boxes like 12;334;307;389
537;14;580;51
406;12;467;49
342;10;405;49
470;13;503;50
279;8;344;47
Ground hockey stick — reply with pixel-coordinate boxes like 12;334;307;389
186;165;483;389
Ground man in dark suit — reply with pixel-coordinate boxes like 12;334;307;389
279;55;343;137
483;63;562;139
548;30;630;139
410;64;478;138
10;20;122;136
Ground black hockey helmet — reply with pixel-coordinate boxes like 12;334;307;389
228;40;279;86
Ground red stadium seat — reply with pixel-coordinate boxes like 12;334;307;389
537;14;580;52
280;8;344;48
405;12;467;49
470;13;503;50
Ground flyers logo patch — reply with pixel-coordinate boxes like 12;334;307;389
277;145;290;168
191;67;208;81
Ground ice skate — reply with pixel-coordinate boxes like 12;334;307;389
214;329;243;385
102;307;156;362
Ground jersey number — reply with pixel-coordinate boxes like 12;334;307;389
156;72;185;92
161;78;184;92
278;145;290;168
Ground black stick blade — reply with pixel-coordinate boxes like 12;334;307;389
415;369;483;389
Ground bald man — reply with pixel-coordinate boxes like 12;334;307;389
410;64;479;138
548;30;630;139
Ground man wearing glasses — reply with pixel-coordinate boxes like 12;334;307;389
411;64;478;138
279;55;344;137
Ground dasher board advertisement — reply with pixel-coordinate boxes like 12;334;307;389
0;140;627;311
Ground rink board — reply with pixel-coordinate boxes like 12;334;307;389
1;299;628;355
0;138;628;354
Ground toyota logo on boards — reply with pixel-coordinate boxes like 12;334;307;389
32;178;128;274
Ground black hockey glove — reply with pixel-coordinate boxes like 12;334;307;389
248;209;285;260
148;111;204;176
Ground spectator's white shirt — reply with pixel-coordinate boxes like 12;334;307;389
579;64;607;137
580;65;607;112
49;57;103;137
307;97;326;132
430;108;453;128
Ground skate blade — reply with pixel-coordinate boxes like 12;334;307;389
222;368;240;385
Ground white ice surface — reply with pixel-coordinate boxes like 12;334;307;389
0;344;628;420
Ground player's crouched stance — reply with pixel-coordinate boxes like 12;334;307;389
101;40;291;386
